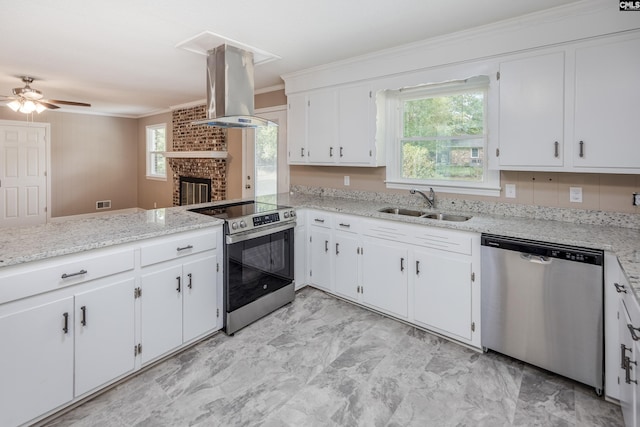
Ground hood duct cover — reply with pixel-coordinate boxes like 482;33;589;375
192;44;275;128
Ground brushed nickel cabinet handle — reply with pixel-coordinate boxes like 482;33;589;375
61;269;87;279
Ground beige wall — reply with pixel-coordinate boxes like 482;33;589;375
0;108;138;217
137;112;173;209
290;166;640;214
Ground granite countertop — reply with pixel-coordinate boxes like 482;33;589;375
0;208;223;268
278;193;640;293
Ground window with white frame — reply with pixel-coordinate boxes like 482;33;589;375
385;76;500;196
146;124;166;180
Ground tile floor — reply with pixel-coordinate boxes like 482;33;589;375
43;287;624;427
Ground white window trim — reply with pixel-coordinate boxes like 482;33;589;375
384;75;500;197
146;123;167;181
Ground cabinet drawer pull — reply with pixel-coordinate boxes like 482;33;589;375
614;283;627;293
330;147;334;157
187;273;193;289
335;243;340;255
629;324;640;341
625;356;638;384
416;260;420;275
61;269;87;279
177;245;194;252
339;223;350;228
176;276;181;293
301;148;305;157
314;218;325;223
554;141;559;158
579;141;584;158
400;257;405;272
63;312;69;334
80;306;87;326
325;240;329;253
340;147;344;158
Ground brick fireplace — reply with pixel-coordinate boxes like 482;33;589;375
168;105;227;206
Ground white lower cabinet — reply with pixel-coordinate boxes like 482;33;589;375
361;238;409;318
305;211;480;348
293;209;308;289
308;210;333;292
0;297;74;427
0;225;223;427
413;249;473;341
618;270;640;427
74;278;135;396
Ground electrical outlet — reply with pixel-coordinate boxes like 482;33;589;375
569;187;582;203
344;176;350;186
505;184;516;198
634;193;640;206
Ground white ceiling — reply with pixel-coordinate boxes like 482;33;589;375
0;0;580;117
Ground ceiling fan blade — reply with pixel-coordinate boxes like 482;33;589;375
45;99;91;107
37;101;60;110
0;95;17;100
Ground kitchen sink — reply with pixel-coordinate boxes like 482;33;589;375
378;207;472;222
378;207;424;217
422;213;472;222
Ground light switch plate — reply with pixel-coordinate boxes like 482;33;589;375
505;184;516;198
569;187;583;203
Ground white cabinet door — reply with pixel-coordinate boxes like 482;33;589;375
573;37;640;169
413;250;473;341
307;91;338;163
498;52;564;168
0;297;74;427
74;278;135;396
309;227;332;291
140;264;184;364
619;297;636;427
287;94;308;164
361;238;408;318
333;231;360;300
183;254;218;342
338;85;375;165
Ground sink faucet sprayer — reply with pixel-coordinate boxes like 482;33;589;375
410;188;435;208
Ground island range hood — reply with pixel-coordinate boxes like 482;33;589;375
192;44;275;128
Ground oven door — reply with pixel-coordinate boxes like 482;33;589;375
225;223;294;313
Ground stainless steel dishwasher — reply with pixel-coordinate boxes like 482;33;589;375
481;234;604;394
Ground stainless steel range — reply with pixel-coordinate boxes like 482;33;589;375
190;201;296;334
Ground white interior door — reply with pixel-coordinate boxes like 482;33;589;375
0;121;49;227
243;107;289;202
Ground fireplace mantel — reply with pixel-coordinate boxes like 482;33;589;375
164;151;227;159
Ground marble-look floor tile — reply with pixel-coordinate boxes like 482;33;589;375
42;287;624;427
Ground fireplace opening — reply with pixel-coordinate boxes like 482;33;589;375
180;176;211;206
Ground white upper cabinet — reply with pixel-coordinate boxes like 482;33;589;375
498;52;565;168
287;94;308;164
286;84;383;166
573;36;640;170
495;32;640;173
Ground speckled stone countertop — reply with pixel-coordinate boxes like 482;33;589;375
276;192;640;294
0;208;223;268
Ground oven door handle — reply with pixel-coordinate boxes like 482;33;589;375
225;222;296;244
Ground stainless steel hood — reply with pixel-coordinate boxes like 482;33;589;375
192;44;275;128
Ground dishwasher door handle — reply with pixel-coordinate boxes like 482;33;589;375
520;253;553;265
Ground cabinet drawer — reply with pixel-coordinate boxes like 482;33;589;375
333;214;360;234
140;228;218;267
0;247;135;305
308;211;332;228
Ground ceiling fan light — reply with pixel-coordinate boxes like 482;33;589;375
20;100;37;114
35;102;47;113
7;100;21;112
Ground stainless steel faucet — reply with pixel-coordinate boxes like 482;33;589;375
410;188;435;208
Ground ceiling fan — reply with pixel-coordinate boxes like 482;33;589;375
1;76;91;114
